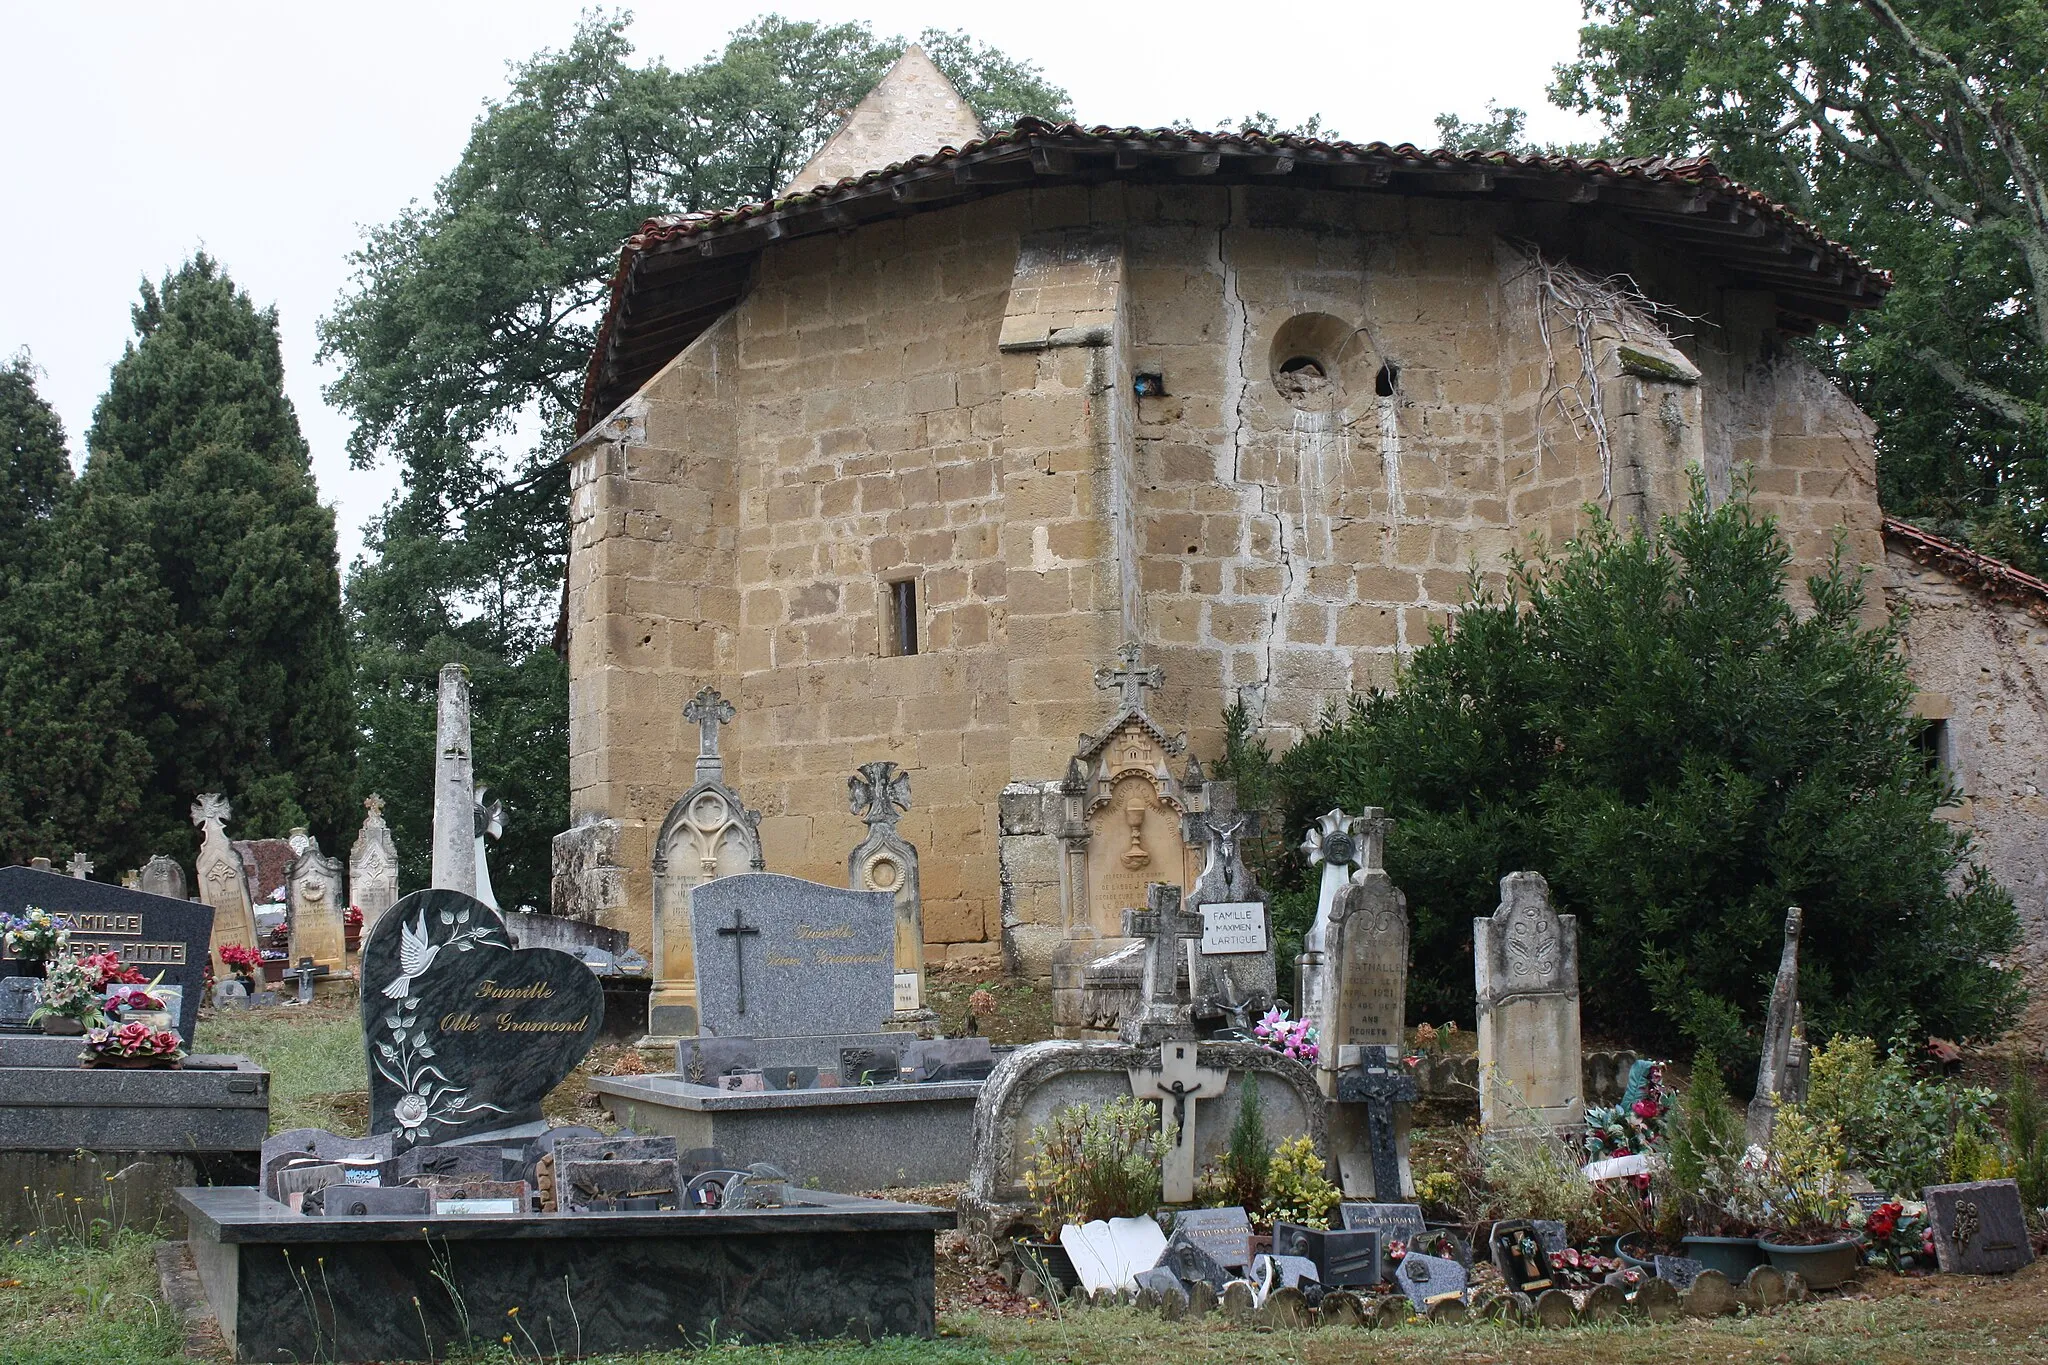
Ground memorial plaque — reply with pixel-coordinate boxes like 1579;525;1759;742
1339;1202;1425;1248
1532;1219;1568;1255
360;888;604;1152
1169;1205;1255;1270
1272;1223;1381;1287
1924;1179;2035;1275
1393;1252;1466;1310
1199;903;1268;955
0;864;213;1042
315;1185;430;1218
430;1180;528;1215
562;1158;681;1210
689;873;895;1038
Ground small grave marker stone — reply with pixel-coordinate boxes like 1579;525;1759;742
1924;1178;2035;1275
1339;1202;1424;1280
1170;1206;1255;1270
1532;1219;1568;1255
1272;1224;1380;1287
1655;1254;1706;1290
1394;1252;1465;1311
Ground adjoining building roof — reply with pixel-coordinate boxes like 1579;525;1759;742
1883;516;2048;624
578;119;1894;434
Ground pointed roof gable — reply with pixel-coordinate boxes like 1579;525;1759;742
782;45;984;197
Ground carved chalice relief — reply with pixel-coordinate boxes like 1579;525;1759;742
1121;796;1152;870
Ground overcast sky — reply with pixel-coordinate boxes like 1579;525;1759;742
0;1;1603;571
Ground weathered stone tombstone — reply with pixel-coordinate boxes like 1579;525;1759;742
360;887;603;1151
550;813;627;924
1333;1044;1417;1200
1185;815;1274;1035
287;835;348;990
847;760;930;1028
139;853;186;900
1923;1178;2035;1274
431;663;477;896
191;794;260;977
1050;643;1210;1037
648;685;764;1039
1746;906;1808;1147
1118;883;1203;1045
0;865;214;1042
1318;810;1402;1094
1127;1037;1229;1202
689;872;895;1039
1474;872;1585;1137
1296;808;1367;1033
349;793;401;937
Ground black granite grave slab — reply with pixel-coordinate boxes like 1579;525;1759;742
179;1185;949;1360
0;865;214;1041
360;889;604;1151
1169;1205;1254;1269
1339;1202;1425;1279
1924;1178;2035;1275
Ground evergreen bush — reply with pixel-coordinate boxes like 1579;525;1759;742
1269;480;2022;1063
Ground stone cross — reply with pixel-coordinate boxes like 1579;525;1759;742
66;852;93;880
281;956;329;1005
432;663;477;895
685;686;737;782
1119;884;1203;1045
1298;808;1378;1025
365;793;385;821
473;785;507;911
1094;641;1163;714
1747;906;1805;1147
714;897;762;1016
848;760;912;830
1336;1045;1418;1203
1127;1040;1230;1204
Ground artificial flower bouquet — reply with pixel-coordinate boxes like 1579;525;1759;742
29;953;106;1030
1253;1007;1318;1063
219;943;264;987
81;1020;185;1068
2;906;69;971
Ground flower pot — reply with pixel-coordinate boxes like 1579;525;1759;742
1013;1239;1081;1294
1614;1231;1661;1272
1759;1236;1862;1290
38;1016;85;1036
1681;1235;1766;1281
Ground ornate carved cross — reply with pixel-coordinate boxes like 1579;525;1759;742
716;899;763;1015
1122;884;1204;1032
364;793;386;821
1095;641;1163;713
191;793;232;829
1336;1044;1418;1202
848;760;912;830
685;685;737;776
65;852;93;880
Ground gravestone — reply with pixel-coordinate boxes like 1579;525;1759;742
0;865;213;1042
1272;1223;1380;1287
1746;906;1808;1147
66;853;92;879
689;873;894;1039
1474;872;1584;1137
349;794;402;937
1655;1254;1706;1290
1340;1201;1425;1282
1296;808;1367;1036
140;854;186;900
649;686;764;1038
432;663;477;896
1;975;42;1028
1394;1252;1466;1311
1050;643;1210;1038
1333;1044;1417;1199
360;888;603;1151
1167;1206;1253;1271
550;814;626;924
1318;810;1402;1095
1185;815;1274;1034
287;836;348;988
1532;1219;1568;1255
1490;1219;1559;1295
847;760;929;1027
1923;1179;2035;1275
1118;884;1204;1045
1127;1037;1229;1202
191;794;260;977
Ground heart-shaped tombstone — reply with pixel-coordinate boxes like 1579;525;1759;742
359;889;604;1151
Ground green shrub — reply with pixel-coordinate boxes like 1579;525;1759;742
2006;1059;2048;1210
1021;1096;1169;1229
1268;479;2023;1060
1262;1135;1340;1228
1803;1035;1996;1196
1200;1072;1269;1211
1663;1056;1758;1237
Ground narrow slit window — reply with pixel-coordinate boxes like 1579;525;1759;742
886;578;920;657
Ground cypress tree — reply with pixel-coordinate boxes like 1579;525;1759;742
65;255;356;864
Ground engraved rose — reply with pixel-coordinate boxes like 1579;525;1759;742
394;1093;431;1131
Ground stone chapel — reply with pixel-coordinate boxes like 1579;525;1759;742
558;52;2048;1035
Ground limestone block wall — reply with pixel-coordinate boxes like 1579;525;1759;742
1886;549;2048;1040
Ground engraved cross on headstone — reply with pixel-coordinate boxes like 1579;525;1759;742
684;686;737;782
1336;1044;1418;1203
1127;1040;1230;1203
715;899;762;1015
848;760;911;830
1095;641;1163;714
65;852;93;880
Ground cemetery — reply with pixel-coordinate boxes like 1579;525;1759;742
9;15;2048;1365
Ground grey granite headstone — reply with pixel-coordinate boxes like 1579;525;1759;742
1924;1178;2035;1275
0;976;40;1027
314;1185;431;1217
689;873;895;1038
1394;1251;1466;1310
0;864;214;1042
1533;1219;1568;1255
553;1135;677;1166
139;853;186;900
1340;1202;1425;1246
360;888;604;1151
1251;1252;1320;1292
1156;1229;1232;1291
1133;1266;1189;1307
1655;1254;1706;1290
1170;1205;1254;1270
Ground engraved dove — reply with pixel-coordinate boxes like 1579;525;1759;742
381;910;441;1000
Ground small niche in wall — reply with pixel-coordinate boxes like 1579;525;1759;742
883;577;920;657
